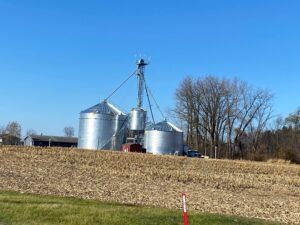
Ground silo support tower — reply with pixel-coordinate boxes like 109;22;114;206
136;59;147;108
127;59;148;145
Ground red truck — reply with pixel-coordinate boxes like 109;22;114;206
122;143;144;153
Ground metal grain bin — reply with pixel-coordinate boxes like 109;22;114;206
78;101;127;150
144;120;183;155
129;108;147;131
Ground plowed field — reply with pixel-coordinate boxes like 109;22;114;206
0;146;299;224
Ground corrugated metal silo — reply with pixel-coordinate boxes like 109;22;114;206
78;101;127;150
129;108;147;131
144;120;183;155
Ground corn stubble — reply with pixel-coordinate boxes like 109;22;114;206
0;146;299;224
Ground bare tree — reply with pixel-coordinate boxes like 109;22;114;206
174;75;273;159
26;129;37;136
4;121;22;145
248;96;273;155
193;76;229;157
0;126;5;135
63;126;75;137
232;88;273;157
285;107;300;130
6;121;22;138
174;76;195;148
285;107;300;157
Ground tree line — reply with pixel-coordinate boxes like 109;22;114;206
0;122;75;145
174;75;300;163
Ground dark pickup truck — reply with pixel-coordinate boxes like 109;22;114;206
186;150;202;158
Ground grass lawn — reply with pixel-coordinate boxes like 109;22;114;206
0;191;281;225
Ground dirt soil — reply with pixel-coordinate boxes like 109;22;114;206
0;146;299;224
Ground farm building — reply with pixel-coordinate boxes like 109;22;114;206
0;134;21;146
24;135;77;147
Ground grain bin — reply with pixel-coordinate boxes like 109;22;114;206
78;100;127;150
129;108;147;131
144;120;183;155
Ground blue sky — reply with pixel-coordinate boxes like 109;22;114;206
0;0;299;136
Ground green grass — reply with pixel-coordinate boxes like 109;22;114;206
0;191;281;225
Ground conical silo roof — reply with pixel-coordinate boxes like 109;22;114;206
147;120;182;132
81;101;125;115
